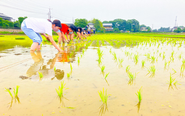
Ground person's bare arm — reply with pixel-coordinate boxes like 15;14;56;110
77;32;82;39
57;32;62;44
41;33;50;41
48;35;63;52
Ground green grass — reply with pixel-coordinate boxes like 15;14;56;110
98;88;108;104
56;81;65;98
136;87;142;103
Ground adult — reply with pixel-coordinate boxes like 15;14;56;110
21;17;62;52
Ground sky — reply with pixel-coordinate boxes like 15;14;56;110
0;0;185;29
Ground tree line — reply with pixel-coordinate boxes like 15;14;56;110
0;17;27;29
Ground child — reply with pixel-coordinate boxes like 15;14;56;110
21;17;63;52
68;24;82;41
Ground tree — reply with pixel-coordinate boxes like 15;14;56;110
113;28;119;33
74;19;88;28
174;27;182;33
0;17;3;27
90;18;105;33
146;26;151;32
18;17;27;25
14;21;20;28
182;28;185;32
2;20;9;28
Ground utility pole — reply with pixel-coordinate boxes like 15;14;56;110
48;8;51;20
175;16;177;28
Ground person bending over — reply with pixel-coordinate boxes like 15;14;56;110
68;24;82;41
21;17;62;52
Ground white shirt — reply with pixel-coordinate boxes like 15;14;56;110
25;17;52;36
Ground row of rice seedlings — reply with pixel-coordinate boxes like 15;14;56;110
97;47;103;64
5;86;19;98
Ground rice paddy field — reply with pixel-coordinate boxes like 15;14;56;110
1;33;185;116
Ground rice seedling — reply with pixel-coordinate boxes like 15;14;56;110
136;87;142;103
182;59;185;65
109;48;112;54
118;58;124;66
179;54;182;59
148;65;156;75
145;53;150;60
82;49;85;54
151;56;155;63
54;67;56;72
113;52;117;61
5;88;13;98
172;68;177;74
134;54;139;64
142;60;145;67
13;86;19;97
67;73;71;78
159;53;162;57
56;81;65;98
98;88;108;104
128;72;136;80
70;63;73;72
169;74;175;85
5;85;19;98
163;53;165;60
38;71;43;79
104;73;109;80
78;57;80;65
126;65;130;73
101;65;105;72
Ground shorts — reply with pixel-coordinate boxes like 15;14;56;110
21;20;42;45
88;31;90;34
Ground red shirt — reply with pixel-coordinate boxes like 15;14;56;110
60;23;69;35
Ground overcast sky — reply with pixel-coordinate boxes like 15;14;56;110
0;0;185;29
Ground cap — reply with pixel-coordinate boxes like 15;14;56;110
52;20;61;27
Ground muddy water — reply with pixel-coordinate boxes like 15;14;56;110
0;37;185;116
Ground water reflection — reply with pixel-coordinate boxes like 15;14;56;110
99;103;108;116
8;96;20;109
20;52;64;80
136;102;141;113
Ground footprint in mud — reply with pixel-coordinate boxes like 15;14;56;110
15;53;22;55
19;75;29;80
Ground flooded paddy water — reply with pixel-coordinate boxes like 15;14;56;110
1;34;185;116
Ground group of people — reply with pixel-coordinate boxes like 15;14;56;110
21;17;92;53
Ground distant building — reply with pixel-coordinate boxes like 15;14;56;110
171;26;178;32
103;23;113;31
0;13;13;21
88;23;96;31
140;27;147;31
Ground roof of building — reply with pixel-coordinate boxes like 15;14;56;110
103;23;113;27
0;13;13;20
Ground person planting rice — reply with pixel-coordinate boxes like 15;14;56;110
68;24;82;41
21;17;63;52
57;23;70;44
77;27;86;39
